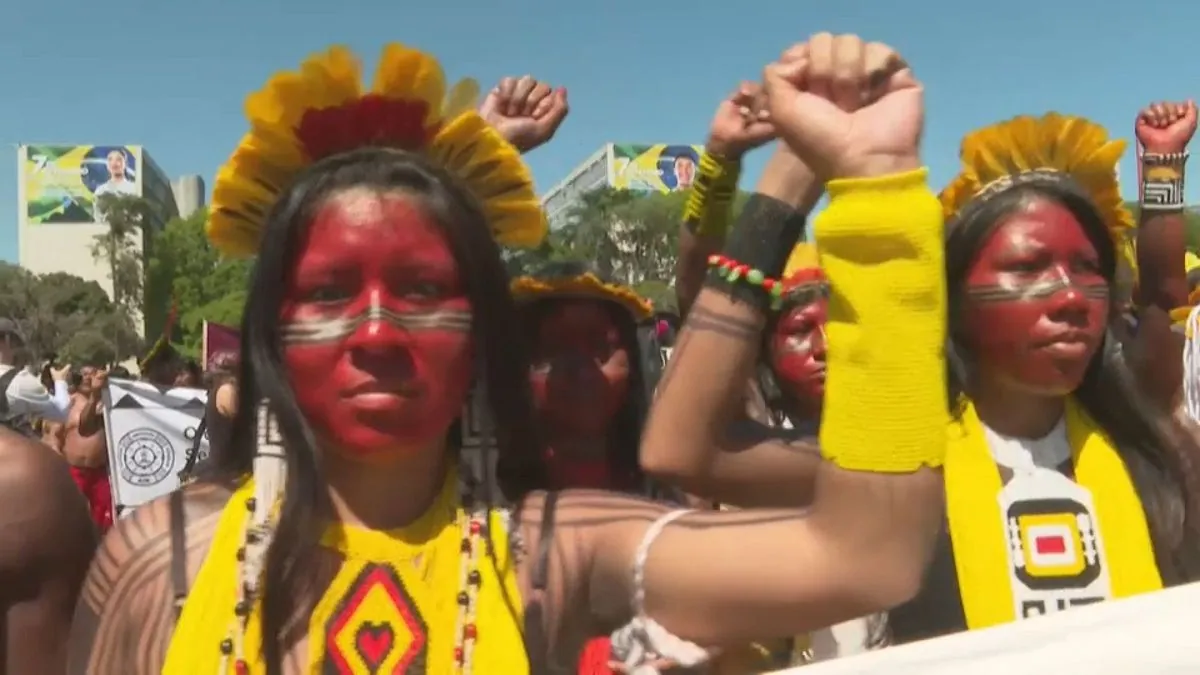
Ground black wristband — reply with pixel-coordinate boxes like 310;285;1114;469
703;194;807;308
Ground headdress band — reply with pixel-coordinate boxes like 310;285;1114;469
940;113;1135;275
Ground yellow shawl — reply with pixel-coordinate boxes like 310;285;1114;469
161;474;527;673
945;397;1163;629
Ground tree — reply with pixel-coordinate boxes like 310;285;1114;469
144;207;252;356
551;186;751;294
0;263;138;365
92;193;152;357
502;239;566;279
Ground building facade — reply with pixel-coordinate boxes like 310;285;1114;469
15;144;195;335
171;174;206;219
540;142;704;230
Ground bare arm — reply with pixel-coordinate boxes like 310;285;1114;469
77;390;105;438
44;421;66;454
1131;103;1194;411
631;290;943;641
645;146;824;508
0;430;98;674
629;33;948;646
215;381;238;416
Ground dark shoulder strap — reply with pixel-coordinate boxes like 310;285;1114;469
532;491;559;591
168;490;188;621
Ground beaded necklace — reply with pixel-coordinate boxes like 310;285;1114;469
214;477;490;674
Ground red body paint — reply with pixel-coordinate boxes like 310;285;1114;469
769;298;827;408
528;301;629;438
280;190;474;460
961;200;1109;395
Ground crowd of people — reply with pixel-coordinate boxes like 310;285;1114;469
0;328;238;532
0;29;1197;675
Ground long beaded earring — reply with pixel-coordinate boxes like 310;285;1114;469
218;400;286;673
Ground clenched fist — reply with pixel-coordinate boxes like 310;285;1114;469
1136;100;1197;154
763;33;923;179
705;82;775;159
479;75;569;154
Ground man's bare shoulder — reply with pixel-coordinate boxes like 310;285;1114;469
70;481;235;675
0;428;96;576
94;479;233;576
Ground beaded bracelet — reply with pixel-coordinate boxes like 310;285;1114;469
1141;151;1188;211
708;254;785;309
684;152;741;237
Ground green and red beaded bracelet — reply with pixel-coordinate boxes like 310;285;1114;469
707;254;785;310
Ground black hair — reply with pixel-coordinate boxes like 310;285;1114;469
517;260;681;501
202;146;543;673
182;358;202;385
945;178;1200;583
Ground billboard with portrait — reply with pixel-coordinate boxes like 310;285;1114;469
609;143;703;193
22;145;142;225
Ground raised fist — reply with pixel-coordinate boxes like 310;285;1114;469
50;363;71;382
763;33;923;179
479;75;569;154
706;82;776;159
1136;100;1197;154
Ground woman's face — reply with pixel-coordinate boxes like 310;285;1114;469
960;198;1110;396
528;300;629;436
280;189;474;462
769;296;827;409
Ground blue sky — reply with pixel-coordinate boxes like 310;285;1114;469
2;0;1197;263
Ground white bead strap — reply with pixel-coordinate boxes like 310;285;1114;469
630;509;689;615
610;509;710;673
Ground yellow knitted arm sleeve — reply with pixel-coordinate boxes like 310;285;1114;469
815;168;947;472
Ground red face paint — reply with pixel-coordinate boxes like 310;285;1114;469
961;199;1109;395
528;300;629;437
769;298;827;408
280;189;474;461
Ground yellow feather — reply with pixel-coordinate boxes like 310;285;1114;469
444;78;480;119
209;43;547;257
942;113;1130;273
783;243;820;279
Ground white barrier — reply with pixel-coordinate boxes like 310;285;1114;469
772;582;1200;673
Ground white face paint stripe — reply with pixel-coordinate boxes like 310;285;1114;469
280;308;472;345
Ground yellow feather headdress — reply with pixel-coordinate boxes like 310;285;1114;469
780;242;828;308
940;113;1135;275
208;44;547;257
783;242;820;280
511;272;653;321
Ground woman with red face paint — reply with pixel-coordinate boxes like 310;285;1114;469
511;263;691;675
512;262;678;498
69;38;950;675
653;106;1200;648
883;113;1200;643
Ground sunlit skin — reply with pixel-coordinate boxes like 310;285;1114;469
529;300;629;487
768;297;827;416
280;189;474;460
961;199;1110;396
